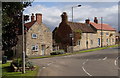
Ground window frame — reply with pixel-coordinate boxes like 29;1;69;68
31;45;39;52
32;33;37;39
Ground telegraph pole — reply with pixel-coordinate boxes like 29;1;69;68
101;17;103;47
22;11;25;74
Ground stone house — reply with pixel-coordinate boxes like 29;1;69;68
53;12;116;52
53;12;96;52
16;13;52;57
89;17;116;47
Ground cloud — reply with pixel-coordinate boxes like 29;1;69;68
24;3;118;31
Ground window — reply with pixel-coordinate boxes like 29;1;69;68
112;38;114;42
77;40;80;45
106;39;108;43
32;33;37;38
106;32;109;36
31;45;39;51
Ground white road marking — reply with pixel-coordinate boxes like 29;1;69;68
83;59;88;65
82;59;92;76
47;62;52;66
82;66;92;76
83;62;86;65
114;57;118;66
42;67;46;69
103;57;107;60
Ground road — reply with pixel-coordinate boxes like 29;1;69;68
31;47;119;76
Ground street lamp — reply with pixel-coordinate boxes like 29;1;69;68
72;4;81;22
70;5;81;52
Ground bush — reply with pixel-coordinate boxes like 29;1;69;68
11;58;34;68
50;50;65;55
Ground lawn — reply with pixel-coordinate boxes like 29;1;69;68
30;44;119;59
0;62;2;78
2;62;39;78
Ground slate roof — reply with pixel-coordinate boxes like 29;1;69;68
67;22;96;33
90;22;116;31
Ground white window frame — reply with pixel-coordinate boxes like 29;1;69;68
77;40;81;45
31;45;39;52
32;33;37;38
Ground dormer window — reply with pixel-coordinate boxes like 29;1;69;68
32;33;37;38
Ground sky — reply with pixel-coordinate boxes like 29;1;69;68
24;2;118;31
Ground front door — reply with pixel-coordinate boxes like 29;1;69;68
98;38;100;46
41;45;45;55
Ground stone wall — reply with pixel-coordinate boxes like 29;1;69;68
26;22;52;56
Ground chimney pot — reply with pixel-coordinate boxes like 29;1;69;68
85;19;90;24
31;13;35;22
61;12;68;23
94;17;98;23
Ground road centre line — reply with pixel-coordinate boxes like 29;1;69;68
82;66;92;76
103;57;107;60
82;59;92;76
114;57;118;66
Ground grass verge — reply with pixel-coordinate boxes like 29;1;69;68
30;44;119;59
2;62;39;78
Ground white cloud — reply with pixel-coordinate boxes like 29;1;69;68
24;3;118;31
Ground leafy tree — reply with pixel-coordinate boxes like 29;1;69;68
2;2;32;59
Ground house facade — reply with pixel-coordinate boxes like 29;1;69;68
16;13;52;57
89;17;116;47
53;12;116;52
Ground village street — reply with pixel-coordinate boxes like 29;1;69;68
31;47;119;76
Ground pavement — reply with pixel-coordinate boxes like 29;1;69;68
31;47;119;76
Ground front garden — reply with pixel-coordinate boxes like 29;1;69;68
2;58;39;78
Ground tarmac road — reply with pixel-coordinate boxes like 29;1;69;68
31;47;119;76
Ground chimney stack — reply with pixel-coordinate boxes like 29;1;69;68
85;19;90;24
94;17;98;24
31;13;35;22
36;13;42;24
61;12;68;23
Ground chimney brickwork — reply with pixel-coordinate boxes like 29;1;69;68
85;19;90;24
94;17;98;24
31;13;35;22
36;13;42;24
61;12;68;23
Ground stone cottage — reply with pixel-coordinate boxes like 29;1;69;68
89;17;116;47
53;12;96;52
16;13;52;57
53;12;116;52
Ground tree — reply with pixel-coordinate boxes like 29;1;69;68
2;2;32;59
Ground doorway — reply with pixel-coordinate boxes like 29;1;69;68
41;45;45;55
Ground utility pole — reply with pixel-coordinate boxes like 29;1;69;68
22;11;25;74
101;17;103;47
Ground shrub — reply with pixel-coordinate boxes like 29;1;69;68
11;58;34;68
50;50;65;55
